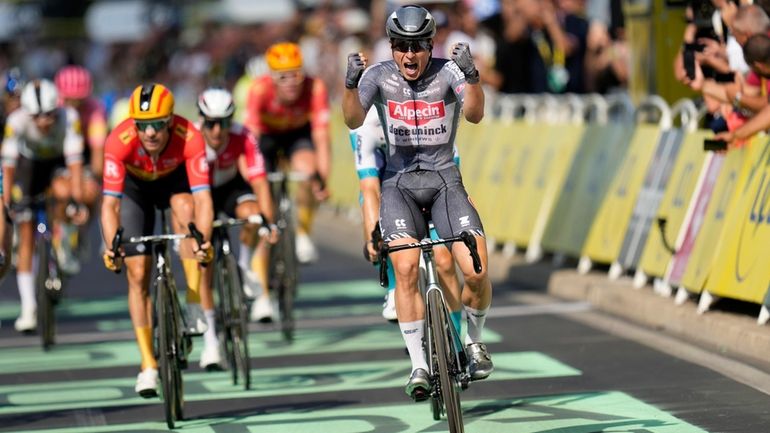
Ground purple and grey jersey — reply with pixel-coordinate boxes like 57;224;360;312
357;58;466;173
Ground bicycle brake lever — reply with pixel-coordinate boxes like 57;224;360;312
111;227;124;274
188;223;209;268
460;231;482;274
378;247;390;288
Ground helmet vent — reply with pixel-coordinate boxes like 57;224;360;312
139;85;155;111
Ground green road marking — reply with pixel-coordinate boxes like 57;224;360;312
0;325;502;374
17;392;707;433
0;352;576;415
0;279;384;322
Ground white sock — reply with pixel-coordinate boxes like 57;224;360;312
17;272;35;312
203;309;218;347
238;244;253;271
399;320;428;372
464;305;489;345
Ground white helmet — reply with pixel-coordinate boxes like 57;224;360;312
21;79;58;115
197;88;235;118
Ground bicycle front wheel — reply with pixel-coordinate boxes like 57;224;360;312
275;220;298;341
428;289;464;433
157;279;183;429
226;253;251;389
35;240;55;350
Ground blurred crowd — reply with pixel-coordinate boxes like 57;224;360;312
0;0;628;126
675;0;770;143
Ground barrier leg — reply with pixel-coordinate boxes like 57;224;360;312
674;286;689;306
654;278;674;297
632;269;648;289
577;256;593;275
696;290;717;315
608;261;624;280
525;244;543;264
758;306;769;326
502;242;517;259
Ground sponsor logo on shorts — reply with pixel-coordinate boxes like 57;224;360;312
459;216;470;227
395;218;407;229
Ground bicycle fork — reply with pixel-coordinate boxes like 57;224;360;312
421;250;470;390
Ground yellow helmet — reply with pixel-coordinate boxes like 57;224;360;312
266;42;303;72
128;84;174;120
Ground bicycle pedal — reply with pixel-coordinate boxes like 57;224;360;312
411;388;430;402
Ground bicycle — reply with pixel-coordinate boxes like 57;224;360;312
32;196;65;350
379;230;482;433
110;214;200;429
209;214;268;389
266;171;303;341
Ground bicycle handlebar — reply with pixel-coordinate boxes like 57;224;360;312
212;214;271;237
377;230;483;288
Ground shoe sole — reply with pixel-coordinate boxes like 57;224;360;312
203;364;224;372
138;389;158;399
470;368;494;381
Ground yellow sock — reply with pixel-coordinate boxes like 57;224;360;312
182;258;201;304
297;205;315;235
135;326;157;370
250;250;269;296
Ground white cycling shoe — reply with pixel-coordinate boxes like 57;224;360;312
199;343;223;370
250;294;274;323
14;308;36;332
295;233;318;264
382;290;397;322
241;269;262;299
186;303;208;335
135;368;159;398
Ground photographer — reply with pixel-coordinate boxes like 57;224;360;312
676;2;769;131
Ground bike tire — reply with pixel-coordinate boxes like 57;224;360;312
35;240;55;350
278;215;298;342
216;256;238;384
226;254;251;389
158;279;180;429
428;289;464;433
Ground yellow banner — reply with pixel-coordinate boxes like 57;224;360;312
678;145;748;292
705;137;770;303
329;109;360;208
542;123;635;257
583;124;662;264
503;122;584;247
638;129;710;277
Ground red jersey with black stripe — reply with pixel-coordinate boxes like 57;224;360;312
243;75;330;135
102;115;210;198
204;123;266;187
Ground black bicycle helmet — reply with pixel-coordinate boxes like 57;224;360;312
385;5;436;40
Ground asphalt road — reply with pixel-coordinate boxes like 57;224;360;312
1;212;769;433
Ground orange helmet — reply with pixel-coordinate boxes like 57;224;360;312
266;42;303;72
128;83;174;120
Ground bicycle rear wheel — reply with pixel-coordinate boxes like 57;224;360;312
215;256;237;384
225;253;251;389
428;289;464;433
35;240;55;350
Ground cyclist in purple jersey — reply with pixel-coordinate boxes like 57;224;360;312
342;4;493;401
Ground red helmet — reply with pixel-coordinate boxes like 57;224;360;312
55;65;92;99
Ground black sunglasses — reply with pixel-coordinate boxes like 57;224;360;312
202;117;232;129
33;110;57;119
391;39;432;53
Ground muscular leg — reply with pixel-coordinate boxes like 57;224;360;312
390;240;428;373
125;255;155;370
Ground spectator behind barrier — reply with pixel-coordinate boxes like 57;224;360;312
715;33;770;145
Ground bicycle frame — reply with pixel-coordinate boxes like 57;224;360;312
33;197;63;350
267;172;299;341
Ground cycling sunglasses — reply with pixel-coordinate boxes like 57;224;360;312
202;117;232;129
33;110;57;119
272;70;304;84
135;118;170;132
391;39;432;53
